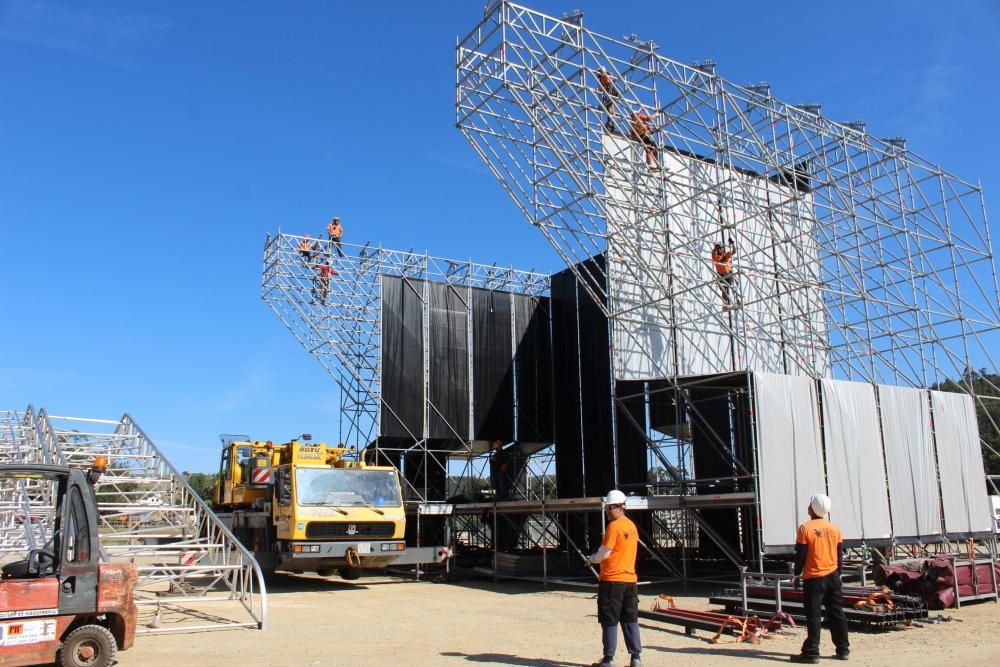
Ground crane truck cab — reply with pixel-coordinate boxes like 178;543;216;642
212;437;444;579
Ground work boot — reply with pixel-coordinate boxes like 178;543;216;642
591;660;614;667
789;656;819;665
834;651;850;661
630;658;642;667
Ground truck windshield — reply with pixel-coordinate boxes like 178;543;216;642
295;469;402;507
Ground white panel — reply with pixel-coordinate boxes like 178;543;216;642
878;385;942;538
820;379;892;542
931;391;993;535
754;373;826;550
603;131;829;380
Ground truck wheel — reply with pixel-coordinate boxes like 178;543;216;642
341;567;363;581
60;624;117;667
316;567;337;577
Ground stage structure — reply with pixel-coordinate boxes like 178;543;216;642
453;2;1000;574
0;407;267;634
456;2;998;407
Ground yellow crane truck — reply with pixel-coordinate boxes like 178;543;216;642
212;436;448;579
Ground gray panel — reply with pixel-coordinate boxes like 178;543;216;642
878;385;942;538
604;133;828;380
754;373;826;550
931;390;993;535
820;379;892;542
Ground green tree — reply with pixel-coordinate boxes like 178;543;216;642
183;472;219;502
933;369;1000;477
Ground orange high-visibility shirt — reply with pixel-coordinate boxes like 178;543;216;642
796;518;842;579
298;240;312;251
630;113;651;138
712;247;733;275
599;516;639;583
327;222;343;238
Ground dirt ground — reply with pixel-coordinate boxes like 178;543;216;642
124;574;1000;667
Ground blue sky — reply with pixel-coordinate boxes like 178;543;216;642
2;1;998;473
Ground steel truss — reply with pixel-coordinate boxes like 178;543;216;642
453;2;1000;577
0;407;267;634
456;1;999;430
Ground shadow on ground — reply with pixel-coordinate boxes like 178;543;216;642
644;644;794;662
441;651;591;666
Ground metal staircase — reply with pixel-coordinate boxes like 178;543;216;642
0;407;267;634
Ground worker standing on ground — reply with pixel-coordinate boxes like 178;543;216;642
629;110;658;170
588;490;642;667
790;494;850;664
711;239;739;309
327;216;344;257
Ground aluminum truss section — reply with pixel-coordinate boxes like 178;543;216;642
0;407;267;634
0;408;55;554
456;2;1000;433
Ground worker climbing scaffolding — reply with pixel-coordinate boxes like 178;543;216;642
712;239;739;310
628;109;659;170
312;258;336;305
596;68;621;134
298;234;317;264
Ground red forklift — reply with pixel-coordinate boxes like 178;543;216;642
0;458;136;667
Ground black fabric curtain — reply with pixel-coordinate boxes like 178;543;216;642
472;288;514;442
428;282;469;440
379;275;425;439
513;294;554;444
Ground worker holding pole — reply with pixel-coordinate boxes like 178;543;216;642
790;494;850;663
588;490;642;667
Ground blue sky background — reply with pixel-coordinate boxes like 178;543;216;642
2;1;998;473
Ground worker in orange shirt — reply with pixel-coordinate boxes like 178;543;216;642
588;490;641;667
298;234;316;264
327;216;344;257
596;68;621;134
711;239;739;309
628;110;659;170
790;494;850;664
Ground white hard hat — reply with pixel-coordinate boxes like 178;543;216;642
603;489;627;506
809;494;831;518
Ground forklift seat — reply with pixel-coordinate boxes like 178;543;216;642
2;543;57;579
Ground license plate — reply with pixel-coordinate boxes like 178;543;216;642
357;543;371;554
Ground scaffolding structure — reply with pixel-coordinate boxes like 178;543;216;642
456;1;999;408
261;232;551;503
0;407;267;634
259;2;998;581
450;2;1000;576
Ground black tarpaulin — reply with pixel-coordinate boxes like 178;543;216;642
690;388;742;556
513;294;554;445
551;266;583;500
472;288;514;443
379;275;425;439
615;380;649;494
428;282;469;440
577;255;614;500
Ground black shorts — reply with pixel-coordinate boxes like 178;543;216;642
597;581;639;625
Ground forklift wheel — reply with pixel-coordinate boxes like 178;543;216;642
316;568;337;578
340;567;363;581
60;624;117;667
